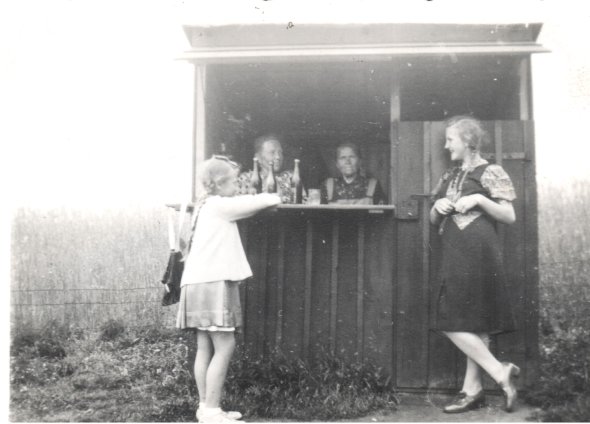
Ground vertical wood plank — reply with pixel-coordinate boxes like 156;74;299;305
395;122;429;389
494;121;506;253
495;121;528;378
422;122;432;387
275;224;286;348
389;64;401;206
282;218;307;358
330;219;340;354
336;216;359;361
246;217;269;356
519;58;531;121
310;214;333;355
494;121;503;167
523;120;540;384
303;219;313;359
193;65;207;201
356;217;366;361
363;215;395;379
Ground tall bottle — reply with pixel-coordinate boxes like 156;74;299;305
250;157;261;194
292;159;302;204
264;161;277;193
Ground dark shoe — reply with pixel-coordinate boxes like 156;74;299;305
443;390;486;413
499;362;520;412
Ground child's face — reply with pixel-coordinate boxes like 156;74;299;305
215;170;239;197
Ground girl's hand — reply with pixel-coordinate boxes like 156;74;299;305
453;194;481;214
433;198;455;216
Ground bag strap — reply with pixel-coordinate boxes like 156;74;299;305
326;178;334;202
167;208;176;251
186;196;208;254
174;202;189;252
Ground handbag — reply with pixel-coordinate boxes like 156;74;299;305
161;201;203;306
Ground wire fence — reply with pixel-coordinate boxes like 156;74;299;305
9;205;590;332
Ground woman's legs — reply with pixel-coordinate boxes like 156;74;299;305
195;330;214;405
205;331;236;408
460;333;490;395
445;331;506;384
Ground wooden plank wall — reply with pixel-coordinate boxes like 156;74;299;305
240;211;395;376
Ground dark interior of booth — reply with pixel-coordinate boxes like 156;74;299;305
205;56;522;204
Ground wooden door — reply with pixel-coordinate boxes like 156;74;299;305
394;120;538;390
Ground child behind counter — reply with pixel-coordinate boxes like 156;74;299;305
176;155;281;423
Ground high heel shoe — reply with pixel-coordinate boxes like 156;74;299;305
499;362;520;412
443;390;486;413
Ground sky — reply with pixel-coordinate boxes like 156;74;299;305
1;0;590;209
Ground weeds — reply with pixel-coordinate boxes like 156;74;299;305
10;323;396;422
224;348;397;421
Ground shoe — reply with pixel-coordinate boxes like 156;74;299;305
443;390;486;413
198;410;241;423
197;408;242;422
499;362;520;412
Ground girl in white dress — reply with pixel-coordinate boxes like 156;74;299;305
177;156;281;423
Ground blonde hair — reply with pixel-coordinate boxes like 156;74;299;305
445;115;489;152
198;156;238;195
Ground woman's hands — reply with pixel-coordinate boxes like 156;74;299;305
430;195;480;225
433;198;455;216
453;195;480;214
431;194;516;225
435;194;481;215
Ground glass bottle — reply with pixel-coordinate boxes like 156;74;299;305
292;159;302;204
264;161;276;193
250;157;261;194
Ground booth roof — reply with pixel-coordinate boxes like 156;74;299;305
180;23;547;62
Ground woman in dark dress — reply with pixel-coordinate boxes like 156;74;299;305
430;116;520;414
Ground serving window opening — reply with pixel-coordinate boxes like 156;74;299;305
206;61;392;205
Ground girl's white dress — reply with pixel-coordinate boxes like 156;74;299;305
176;193;280;330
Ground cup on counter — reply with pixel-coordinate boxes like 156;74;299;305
307;189;321;205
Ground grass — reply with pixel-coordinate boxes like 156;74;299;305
523;179;590;421
9;320;397;422
9;179;590;421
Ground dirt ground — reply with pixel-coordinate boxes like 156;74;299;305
346;392;537;423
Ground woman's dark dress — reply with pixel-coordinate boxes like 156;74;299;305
433;162;517;335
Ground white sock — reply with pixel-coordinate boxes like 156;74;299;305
198;402;207;411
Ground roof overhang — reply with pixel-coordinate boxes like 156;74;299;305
180;23;549;63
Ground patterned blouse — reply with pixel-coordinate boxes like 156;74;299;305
238;169;297;204
438;159;516;230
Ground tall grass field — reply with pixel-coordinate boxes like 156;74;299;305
9;180;590;421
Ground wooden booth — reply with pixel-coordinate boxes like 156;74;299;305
178;23;547;392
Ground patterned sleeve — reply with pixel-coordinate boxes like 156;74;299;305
481;164;517;202
237;170;252;195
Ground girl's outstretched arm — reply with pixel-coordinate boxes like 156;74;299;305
213;193;281;221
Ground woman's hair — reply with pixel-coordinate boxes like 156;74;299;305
336;142;362;159
445;115;489;151
198;156;238;195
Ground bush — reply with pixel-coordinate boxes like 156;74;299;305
223;348;397;421
524;327;590;421
11;321;68;359
99;319;126;341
